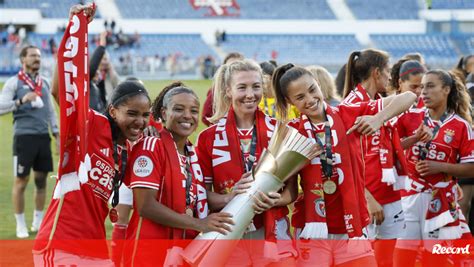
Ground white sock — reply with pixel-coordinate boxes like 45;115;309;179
15;213;26;228
33;210;44;226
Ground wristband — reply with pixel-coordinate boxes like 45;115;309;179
19;98;23;105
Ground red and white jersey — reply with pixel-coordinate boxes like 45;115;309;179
394;107;425;139
405;111;474;193
290;101;382;232
126;136;203;240
343;87;401;205
34;110;128;259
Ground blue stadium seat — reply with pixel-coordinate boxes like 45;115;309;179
346;0;419;19
451;34;474;55
430;0;474;9
220;34;362;66
370;34;459;64
0;0;101;18
115;0;335;19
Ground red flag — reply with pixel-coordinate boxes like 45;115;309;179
54;8;93;198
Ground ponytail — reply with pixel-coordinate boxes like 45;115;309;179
343;49;390;98
272;63;294;119
447;71;472;124
209;64;231;123
343;51;360;98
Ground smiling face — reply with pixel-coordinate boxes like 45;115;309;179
22;47;41;73
286;74;324;121
421;73;450;110
226;70;263;118
161;93;200;141
110;94;151;143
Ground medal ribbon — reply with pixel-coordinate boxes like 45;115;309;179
311;110;333;179
111;141;127;208
241;127;258;173
184;147;193;208
419;111;448;160
18;69;43;96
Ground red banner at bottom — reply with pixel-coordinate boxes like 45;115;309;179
1;239;473;266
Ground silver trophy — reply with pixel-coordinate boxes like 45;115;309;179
181;123;322;266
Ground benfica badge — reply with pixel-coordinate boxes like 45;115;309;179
443;129;454;144
109;208;118;223
314;199;326;218
428;198;441;213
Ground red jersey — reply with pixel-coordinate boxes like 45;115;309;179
343;85;401;205
405;111;474;194
34;110;128;259
291;101;382;233
126;136;205;240
395;107;425;139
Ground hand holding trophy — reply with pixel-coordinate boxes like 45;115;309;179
181;122;322;266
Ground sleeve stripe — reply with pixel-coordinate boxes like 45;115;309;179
150;137;158;151
460;157;474;164
131;180;160;186
130;182;160;190
130;181;160;187
142;137;149;150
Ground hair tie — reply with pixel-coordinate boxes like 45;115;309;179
399;67;425;78
282;63;294;72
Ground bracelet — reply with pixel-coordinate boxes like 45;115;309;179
19;98;23;105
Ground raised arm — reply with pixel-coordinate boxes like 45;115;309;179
347;91;417;135
378;91;417;122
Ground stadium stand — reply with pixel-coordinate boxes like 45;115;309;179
0;0;100;18
430;0;474;9
451;34;474;55
116;0;335;19
370;34;459;65
346;0;420;19
220;34;361;67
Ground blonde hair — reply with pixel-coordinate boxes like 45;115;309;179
209;59;262;123
306;65;341;103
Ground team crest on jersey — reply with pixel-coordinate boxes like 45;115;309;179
428;198;441;213
133;156;153;177
314;199;326;218
443;129;455;144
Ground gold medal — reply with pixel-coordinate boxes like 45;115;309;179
185;208;194;217
323;180;337;194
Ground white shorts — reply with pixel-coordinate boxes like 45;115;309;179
225;218;296;266
295;231;374;267
118;183;133;206
396;192;440;250
367;200;405;239
109;184;133;206
34;249;114;267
